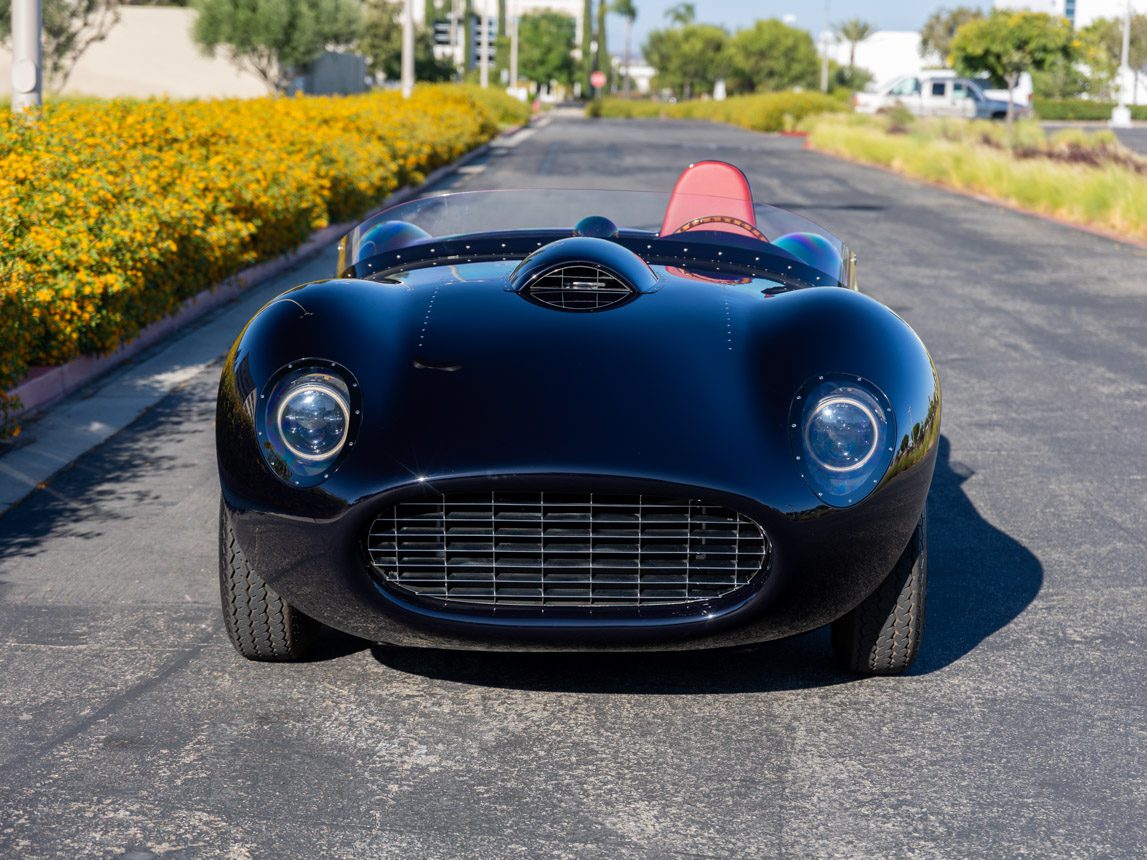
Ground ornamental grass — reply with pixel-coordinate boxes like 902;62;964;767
0;85;529;428
597;91;844;133
804;114;1147;244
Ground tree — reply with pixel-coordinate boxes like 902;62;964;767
727;18;818;94
834;18;874;73
517;11;575;91
193;0;362;93
1084;15;1147;104
644;23;728;100
831;60;873;92
0;0;120;92
593;0;606;93
919;6;983;64
611;0;636;95
664;3;693;27
950;10;1074;126
359;0;453;84
580;0;592;95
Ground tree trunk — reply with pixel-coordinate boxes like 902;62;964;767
1006;72;1017;130
580;0;593;98
849;42;856;71
623;17;632;96
595;0;607;93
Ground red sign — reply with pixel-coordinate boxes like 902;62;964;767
590;71;607;90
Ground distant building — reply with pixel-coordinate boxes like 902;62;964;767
822;31;932;89
994;0;1142;29
995;0;1146;104
609;56;654;95
0;5;268;99
419;0;584;70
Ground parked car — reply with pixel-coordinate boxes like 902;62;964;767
215;161;941;675
855;73;1031;120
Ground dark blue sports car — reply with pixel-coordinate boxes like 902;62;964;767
216;161;940;674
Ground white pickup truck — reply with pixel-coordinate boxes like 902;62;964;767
854;72;1032;120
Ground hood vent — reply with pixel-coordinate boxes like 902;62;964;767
525;265;634;312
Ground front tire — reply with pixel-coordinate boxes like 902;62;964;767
219;499;319;661
832;513;927;675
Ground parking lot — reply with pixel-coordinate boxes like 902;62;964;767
1;116;1145;857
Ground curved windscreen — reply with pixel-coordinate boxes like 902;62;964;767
342;189;855;287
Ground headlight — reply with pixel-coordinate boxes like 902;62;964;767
804;396;879;473
258;364;359;486
791;376;895;507
278;381;349;460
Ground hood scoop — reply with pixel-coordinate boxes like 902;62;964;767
527;264;632;311
510;237;658;313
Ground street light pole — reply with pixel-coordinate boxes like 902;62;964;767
11;0;43;113
479;0;490;87
509;2;519;88
1111;0;1132;127
820;0;831;93
401;0;415;98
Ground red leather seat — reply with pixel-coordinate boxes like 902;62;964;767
659;161;763;240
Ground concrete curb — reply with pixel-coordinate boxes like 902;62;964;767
5;125;523;423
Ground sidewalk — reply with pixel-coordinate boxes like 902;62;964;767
0;120;544;512
0;246;337;510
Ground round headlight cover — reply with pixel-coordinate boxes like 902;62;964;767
258;365;358;486
278;382;349;460
804;396;879;472
790;376;895;507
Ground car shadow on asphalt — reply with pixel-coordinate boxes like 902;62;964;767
370;435;1044;692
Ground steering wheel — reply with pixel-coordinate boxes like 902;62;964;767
673;215;767;242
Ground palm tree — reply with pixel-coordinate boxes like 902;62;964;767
834;18;875;73
665;3;694;27
612;0;637;96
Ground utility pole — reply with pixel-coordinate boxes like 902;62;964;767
509;1;519;88
402;0;415;98
11;0;43;113
820;0;831;93
1111;0;1132;128
449;0;458;64
479;0;490;87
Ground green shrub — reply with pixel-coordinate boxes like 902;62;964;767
456;84;532;127
1035;98;1147;121
599;91;845;132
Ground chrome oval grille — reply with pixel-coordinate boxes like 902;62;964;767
367;492;769;608
525;265;633;311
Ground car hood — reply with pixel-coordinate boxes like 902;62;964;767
232;263;936;514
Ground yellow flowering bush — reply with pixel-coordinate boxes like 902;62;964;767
0;85;529;429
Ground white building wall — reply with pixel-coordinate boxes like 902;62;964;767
0;6;267;99
2;1;586;100
995;0;1144;28
824;31;931;90
994;0;1066;15
1071;0;1144;28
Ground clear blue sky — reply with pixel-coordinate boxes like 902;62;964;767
606;1;972;56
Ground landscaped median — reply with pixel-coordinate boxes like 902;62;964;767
0;85;529;433
805;112;1147;244
596;91;845;133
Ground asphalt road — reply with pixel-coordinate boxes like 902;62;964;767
2;116;1146;858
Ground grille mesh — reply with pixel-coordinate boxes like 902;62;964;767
367;492;769;608
525;265;633;311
